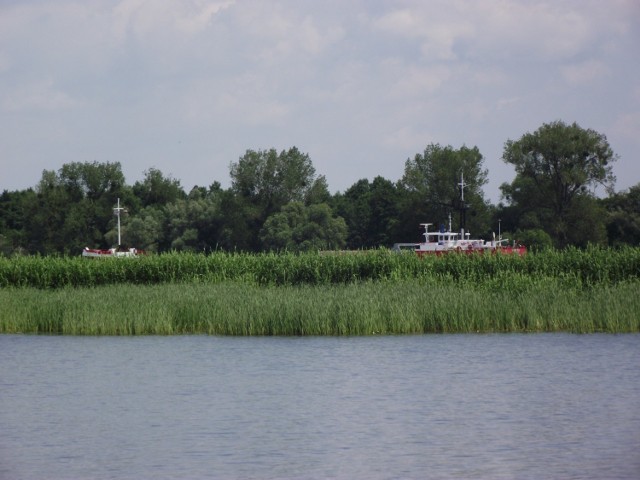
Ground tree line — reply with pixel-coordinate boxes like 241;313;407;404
0;120;638;256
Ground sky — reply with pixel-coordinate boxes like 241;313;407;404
1;0;639;203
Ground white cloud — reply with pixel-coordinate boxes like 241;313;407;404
472;2;591;60
0;51;9;73
372;5;474;61
112;0;233;40
612;111;640;142
2;79;81;112
496;97;521;111
471;68;509;87
372;8;417;34
0;0;638;199
389;64;451;97
561;60;610;86
370;0;629;64
383;125;434;150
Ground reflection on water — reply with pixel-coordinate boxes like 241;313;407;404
1;334;639;479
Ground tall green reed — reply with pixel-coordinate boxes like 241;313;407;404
1;279;638;335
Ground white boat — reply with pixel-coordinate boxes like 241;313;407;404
393;174;526;256
82;198;145;258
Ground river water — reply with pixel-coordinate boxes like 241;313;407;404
1;334;638;479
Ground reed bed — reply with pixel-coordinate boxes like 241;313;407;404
1;246;639;289
1;278;638;335
2;248;638;335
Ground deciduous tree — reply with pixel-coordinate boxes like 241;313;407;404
603;183;640;246
398;144;491;242
501;121;617;247
229;147;326;250
260;202;347;252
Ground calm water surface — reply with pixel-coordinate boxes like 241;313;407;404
0;334;638;479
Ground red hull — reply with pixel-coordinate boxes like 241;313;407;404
415;245;527;257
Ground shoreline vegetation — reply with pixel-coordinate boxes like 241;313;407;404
1;247;639;335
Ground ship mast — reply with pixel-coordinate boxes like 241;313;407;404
458;172;468;238
114;198;125;247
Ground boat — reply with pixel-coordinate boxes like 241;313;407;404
395;215;527;256
393;174;526;256
82;198;145;258
82;246;143;258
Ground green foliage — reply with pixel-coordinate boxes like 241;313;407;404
398;143;491;241
132;168;186;207
2;248;639;335
230;147;321;209
603;183;640;246
260;202;347;252
1;247;638;289
16;162;135;253
164;191;224;252
512;229;553;251
1;279;638;335
1;130;637;257
124;206;165;252
228;147;329;250
0;189;35;255
501;121;617;248
333;177;401;249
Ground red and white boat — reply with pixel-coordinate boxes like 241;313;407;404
393;174;526;256
82;246;143;258
82;198;145;258
403;216;527;256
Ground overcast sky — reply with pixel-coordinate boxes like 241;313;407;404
1;0;639;202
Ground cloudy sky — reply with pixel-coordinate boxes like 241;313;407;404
1;0;639;202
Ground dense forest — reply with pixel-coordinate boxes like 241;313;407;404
1;120;638;256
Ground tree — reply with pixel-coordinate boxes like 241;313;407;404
165;194;224;252
333;176;400;249
603;183;640;246
24;169;70;253
501;121;617;247
398;144;491;242
59;161;125;201
0;189;36;255
230;147;322;210
368;177;401;247
124;182;226;253
512;228;553;251
123;206;165;252
333;179;372;249
228;147;326;250
18;162;134;253
217;188;255;251
133;168;186;208
259;202;347;252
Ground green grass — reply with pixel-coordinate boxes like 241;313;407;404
1;278;638;335
1;246;639;289
1;248;638;335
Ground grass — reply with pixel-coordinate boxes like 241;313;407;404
1;246;639;289
1;278;638;335
1;247;638;335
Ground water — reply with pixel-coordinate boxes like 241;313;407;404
1;334;638;479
